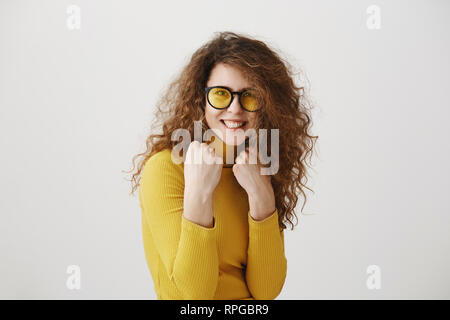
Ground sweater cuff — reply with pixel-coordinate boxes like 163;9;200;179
181;215;217;239
175;215;219;298
178;215;218;265
248;209;281;234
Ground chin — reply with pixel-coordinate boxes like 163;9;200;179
223;137;244;146
209;124;249;146
221;129;247;146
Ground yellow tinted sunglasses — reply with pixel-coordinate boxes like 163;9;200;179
205;86;260;112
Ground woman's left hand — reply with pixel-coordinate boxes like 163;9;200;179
232;147;276;221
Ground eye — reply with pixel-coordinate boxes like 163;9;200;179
214;89;230;97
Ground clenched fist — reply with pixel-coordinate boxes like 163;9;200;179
183;140;224;228
184;140;223;197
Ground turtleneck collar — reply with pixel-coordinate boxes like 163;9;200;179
207;134;245;168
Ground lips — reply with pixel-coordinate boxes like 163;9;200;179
220;119;247;129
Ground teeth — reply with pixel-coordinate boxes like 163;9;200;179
223;120;245;128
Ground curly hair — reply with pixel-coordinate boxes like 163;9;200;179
124;31;318;231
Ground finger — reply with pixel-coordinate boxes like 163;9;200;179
245;143;259;164
236;148;247;163
248;147;259;165
242;150;249;164
186;143;197;164
235;154;245;165
203;152;215;165
194;144;204;164
214;155;223;165
203;146;216;165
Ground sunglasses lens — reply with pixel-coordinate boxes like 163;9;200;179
208;87;231;109
207;87;260;111
241;89;259;111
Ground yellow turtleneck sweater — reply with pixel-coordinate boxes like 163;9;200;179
138;135;287;300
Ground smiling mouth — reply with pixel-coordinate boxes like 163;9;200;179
220;120;247;129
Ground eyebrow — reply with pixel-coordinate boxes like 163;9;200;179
215;85;254;92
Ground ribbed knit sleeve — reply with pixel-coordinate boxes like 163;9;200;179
139;150;219;299
246;208;287;299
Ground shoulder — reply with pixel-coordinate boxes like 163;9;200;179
145;148;184;167
139;149;185;209
146;148;174;164
141;148;184;182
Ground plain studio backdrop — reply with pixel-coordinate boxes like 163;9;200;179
0;0;449;299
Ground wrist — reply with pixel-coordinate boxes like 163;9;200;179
183;213;214;228
183;188;214;228
248;193;276;221
247;182;274;203
184;187;213;202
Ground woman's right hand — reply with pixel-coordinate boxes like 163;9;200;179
182;141;223;228
184;140;223;196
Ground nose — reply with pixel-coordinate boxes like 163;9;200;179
227;93;244;114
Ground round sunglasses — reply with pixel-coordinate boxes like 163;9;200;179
205;86;260;112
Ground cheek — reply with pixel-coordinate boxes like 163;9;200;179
205;105;223;127
246;114;258;128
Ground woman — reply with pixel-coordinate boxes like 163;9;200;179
127;31;318;300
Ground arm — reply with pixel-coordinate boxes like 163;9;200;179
139;150;219;299
245;207;288;300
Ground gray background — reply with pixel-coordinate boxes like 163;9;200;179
1;0;449;299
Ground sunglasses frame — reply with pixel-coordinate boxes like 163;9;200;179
204;86;260;112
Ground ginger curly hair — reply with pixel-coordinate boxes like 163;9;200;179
124;31;318;231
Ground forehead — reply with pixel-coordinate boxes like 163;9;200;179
207;63;251;91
